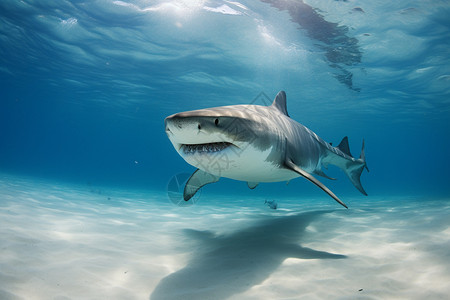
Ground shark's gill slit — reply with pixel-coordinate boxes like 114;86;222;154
182;142;232;154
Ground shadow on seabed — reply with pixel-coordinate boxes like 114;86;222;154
150;210;346;300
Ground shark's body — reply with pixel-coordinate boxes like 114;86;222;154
165;91;368;208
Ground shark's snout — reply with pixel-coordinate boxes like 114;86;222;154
165;116;202;138
165;114;229;153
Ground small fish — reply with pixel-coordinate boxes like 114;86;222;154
264;199;278;210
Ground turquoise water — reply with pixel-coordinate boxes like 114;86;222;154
1;1;449;299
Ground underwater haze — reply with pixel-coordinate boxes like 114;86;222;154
1;0;449;299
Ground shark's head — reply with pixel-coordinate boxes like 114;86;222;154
164;102;286;180
165;109;239;155
165;92;293;181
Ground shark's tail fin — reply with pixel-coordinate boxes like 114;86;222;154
328;137;368;196
343;138;369;196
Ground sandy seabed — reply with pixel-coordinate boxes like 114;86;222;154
0;175;449;300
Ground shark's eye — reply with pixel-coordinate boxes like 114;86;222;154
198;124;201;130
215;118;219;126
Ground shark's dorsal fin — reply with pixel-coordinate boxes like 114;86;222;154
271;91;289;117
337;136;352;157
184;169;220;201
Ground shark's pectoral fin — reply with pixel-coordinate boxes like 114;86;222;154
247;182;259;189
285;159;348;208
184;169;220;201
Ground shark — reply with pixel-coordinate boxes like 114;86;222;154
164;91;368;208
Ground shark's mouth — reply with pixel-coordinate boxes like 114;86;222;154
182;142;233;154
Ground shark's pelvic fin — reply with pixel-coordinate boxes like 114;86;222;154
271;91;289;117
314;169;336;180
247;182;259;189
285;159;348;209
184;169;220;201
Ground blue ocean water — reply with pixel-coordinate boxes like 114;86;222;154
1;1;449;299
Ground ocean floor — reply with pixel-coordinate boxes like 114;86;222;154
0;174;449;300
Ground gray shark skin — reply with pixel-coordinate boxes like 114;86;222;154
165;91;368;208
150;211;346;300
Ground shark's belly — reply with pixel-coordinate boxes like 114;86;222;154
219;163;300;182
183;145;301;183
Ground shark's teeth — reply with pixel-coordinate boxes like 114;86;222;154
182;142;231;154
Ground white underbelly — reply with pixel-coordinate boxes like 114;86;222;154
221;162;299;182
184;145;299;183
